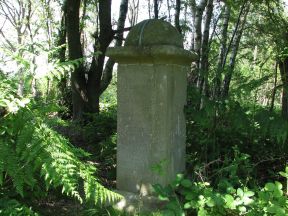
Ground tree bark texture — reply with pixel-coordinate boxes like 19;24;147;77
128;0;139;26
198;0;214;97
86;0;114;114
56;1;72;114
222;0;247;69
54;1;67;62
154;0;158;19
279;58;288;119
167;0;172;22
213;4;230;99
269;61;278;112
175;0;181;34
189;0;208;85
66;0;87;119
190;1;196;50
222;3;250;98
66;0;128;120
101;0;129;94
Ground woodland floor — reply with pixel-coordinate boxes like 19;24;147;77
29;116;288;216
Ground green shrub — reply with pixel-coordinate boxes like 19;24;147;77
153;165;288;216
186;86;288;168
0;198;39;216
0;76;121;214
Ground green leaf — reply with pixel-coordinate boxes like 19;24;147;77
162;209;175;216
166;200;183;215
238;206;247;213
176;174;184;182
198;207;208;216
243;196;254;205
0;100;6;107
153;184;164;195
224;194;236;209
184;202;192;209
279;171;288;178
275;181;283;190
265;182;275;191
206;198;215;207
185;193;194;201
267;205;285;215
159;194;169;201
172;175;183;188
273;188;283;198
213;194;224;206
269;181;284;198
244;191;255;197
237;188;244;197
258;191;269;201
181;179;192;188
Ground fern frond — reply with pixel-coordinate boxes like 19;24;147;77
16;117;122;205
0;197;39;216
1;75;122;209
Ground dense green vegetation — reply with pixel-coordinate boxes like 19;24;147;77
0;0;288;215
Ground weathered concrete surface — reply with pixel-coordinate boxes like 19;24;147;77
116;64;187;194
106;45;196;65
125;19;183;48
106;19;197;196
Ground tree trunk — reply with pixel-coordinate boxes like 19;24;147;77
221;33;241;98
270;61;278;112
148;0;152;19
44;0;52;49
199;0;213;97
167;0;171;22
279;58;288;119
66;0;87;119
194;0;207;71
222;4;250;98
128;0;139;26
190;1;196;50
66;0;128;119
222;1;247;69
154;0;158;19
175;0;181;34
87;0;114;113
56;1;71;113
80;0;88;52
214;5;230;99
55;10;67;62
189;0;208;85
101;0;129;93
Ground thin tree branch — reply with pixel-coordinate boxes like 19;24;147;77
112;26;132;34
0;29;16;52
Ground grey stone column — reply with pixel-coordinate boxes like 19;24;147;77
106;19;197;195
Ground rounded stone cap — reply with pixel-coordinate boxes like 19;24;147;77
125;19;183;48
106;19;198;65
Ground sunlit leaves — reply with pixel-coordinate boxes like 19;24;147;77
154;165;288;215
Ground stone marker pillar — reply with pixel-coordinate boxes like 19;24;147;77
106;19;197;195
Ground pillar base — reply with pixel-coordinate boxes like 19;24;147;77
112;190;167;214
